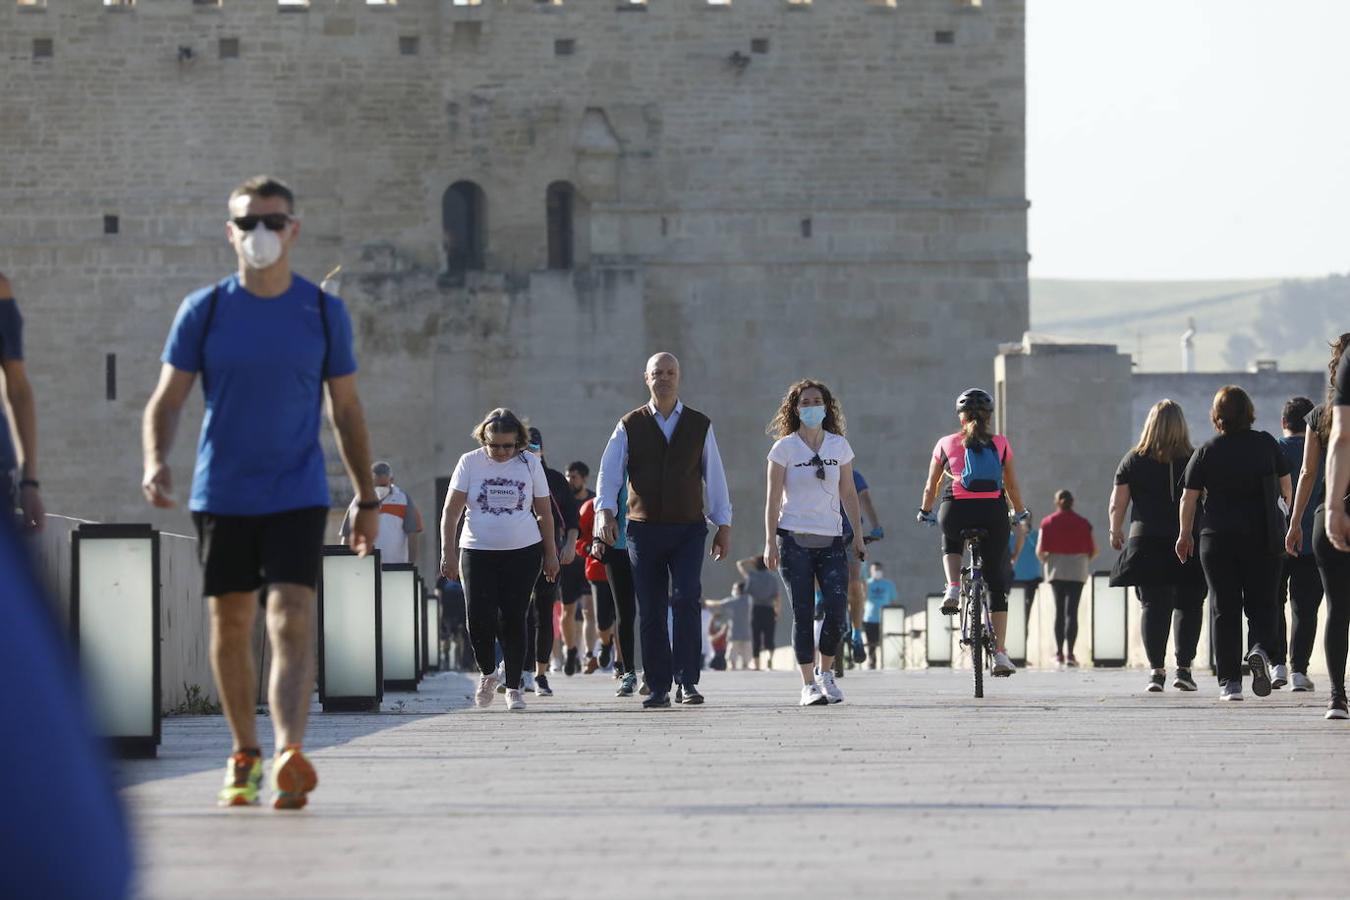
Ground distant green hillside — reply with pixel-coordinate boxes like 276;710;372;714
1030;275;1349;373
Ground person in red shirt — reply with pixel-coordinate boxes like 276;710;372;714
577;497;620;675
1036;490;1098;667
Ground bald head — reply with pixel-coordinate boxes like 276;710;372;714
644;352;681;406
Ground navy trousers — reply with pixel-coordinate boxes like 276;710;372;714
627;521;707;694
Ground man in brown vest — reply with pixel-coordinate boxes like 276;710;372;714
595;352;733;708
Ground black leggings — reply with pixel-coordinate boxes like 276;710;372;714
1314;507;1350;695
461;543;543;690
751;606;777;657
938;498;1010;611
1136;582;1206;669
1050;580;1084;656
593;580;616;632
526;571;558;667
1275;554;1324;671
1199;532;1279;684
604;552;637;674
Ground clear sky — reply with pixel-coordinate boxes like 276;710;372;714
1027;0;1350;281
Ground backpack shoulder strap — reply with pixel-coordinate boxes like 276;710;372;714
317;284;331;383
199;286;219;394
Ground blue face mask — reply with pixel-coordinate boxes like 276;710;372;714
798;406;826;429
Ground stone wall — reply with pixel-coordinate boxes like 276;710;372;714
0;0;1028;606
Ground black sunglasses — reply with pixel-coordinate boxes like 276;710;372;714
231;213;292;232
810;454;826;480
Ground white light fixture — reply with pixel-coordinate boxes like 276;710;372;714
381;564;419;691
1090;572;1129;667
318;547;383;711
71;524;160;757
423;587;441;673
880;604;906;669
925;593;952;666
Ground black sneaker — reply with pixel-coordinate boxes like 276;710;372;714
599;642;613;669
1173;668;1198;692
1146;672;1165;693
677;684;705;705
1327;693;1349;720
534;674;553;697
642;691;671;709
1247;646;1273;697
564;647;579;676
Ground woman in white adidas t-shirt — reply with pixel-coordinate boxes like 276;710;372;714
763;380;866;707
440;408;559;712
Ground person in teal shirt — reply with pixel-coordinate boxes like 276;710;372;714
1009;518;1043;631
863;562;898;668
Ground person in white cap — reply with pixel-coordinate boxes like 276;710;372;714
340;459;423;565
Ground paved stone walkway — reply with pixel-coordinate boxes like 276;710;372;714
121;667;1348;899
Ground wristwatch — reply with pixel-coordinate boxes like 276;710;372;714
356;498;380;511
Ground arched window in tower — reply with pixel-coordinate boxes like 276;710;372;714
442;181;486;280
546;181;576;271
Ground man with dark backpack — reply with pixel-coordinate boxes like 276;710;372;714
142;176;379;811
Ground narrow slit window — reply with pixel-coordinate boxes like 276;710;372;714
399;36;419;55
554;39;576;57
547;182;576;271
32;38;53;59
218;37;240;59
935;30;955;45
106;354;117;402
442;181;486;281
103;215;119;235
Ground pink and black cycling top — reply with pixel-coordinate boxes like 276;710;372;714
933;432;1013;501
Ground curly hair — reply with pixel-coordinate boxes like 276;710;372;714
767;379;846;438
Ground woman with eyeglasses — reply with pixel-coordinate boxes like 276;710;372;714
916;389;1028;677
762;379;866;707
440;409;560;711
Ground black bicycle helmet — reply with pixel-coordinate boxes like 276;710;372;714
955;388;994;413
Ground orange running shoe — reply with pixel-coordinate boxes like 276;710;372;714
271;746;318;811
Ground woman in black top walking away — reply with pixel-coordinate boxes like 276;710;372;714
1313;335;1350;719
1176;386;1291;701
1109;400;1207;693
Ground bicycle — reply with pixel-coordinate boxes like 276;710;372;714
957;527;1002;699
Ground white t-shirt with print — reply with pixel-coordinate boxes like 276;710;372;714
450;449;552;551
767;431;856;537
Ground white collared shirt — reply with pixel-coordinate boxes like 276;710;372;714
596;399;733;527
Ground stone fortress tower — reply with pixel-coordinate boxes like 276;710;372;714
1;0;1027;606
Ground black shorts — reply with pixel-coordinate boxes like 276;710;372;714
863;622;881;645
560;558;588;604
192;506;328;597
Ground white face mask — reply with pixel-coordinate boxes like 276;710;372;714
375;485;391;501
239;224;283;270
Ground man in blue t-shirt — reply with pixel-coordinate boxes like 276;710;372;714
863;561;897;669
0;273;45;531
838;467;884;668
142;176;379;812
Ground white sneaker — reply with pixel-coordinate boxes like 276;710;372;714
799;683;828;706
816;669;844;704
992;650;1016;676
1291;672;1315;692
494;661;507;694
475;674;499;708
1271;664;1289;690
505;689;526;711
521;671;537;694
1220;681;1244;701
941;583;960;615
